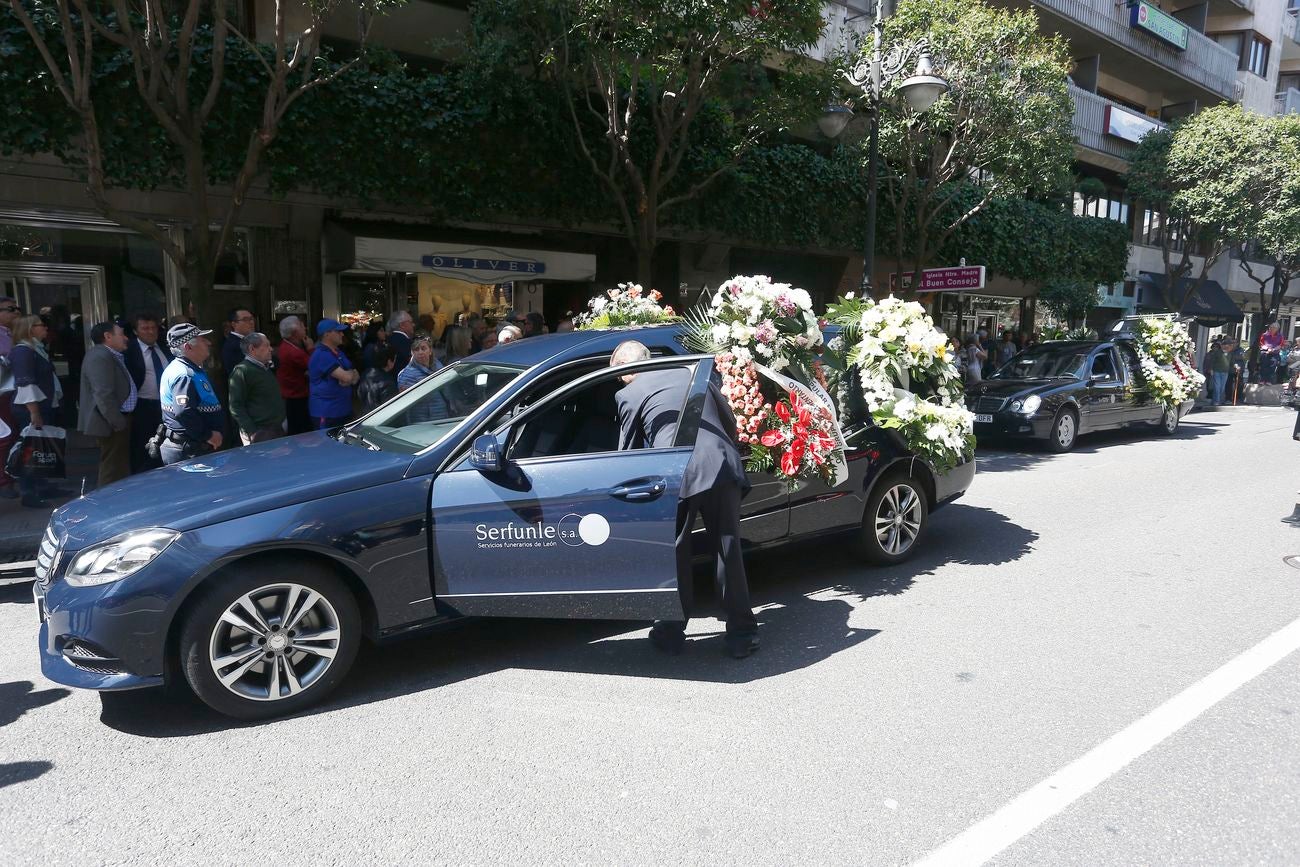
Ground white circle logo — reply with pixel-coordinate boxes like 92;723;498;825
577;513;611;546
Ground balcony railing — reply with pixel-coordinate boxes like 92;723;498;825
1069;83;1166;163
1288;9;1300;46
1277;87;1300;116
1033;0;1238;100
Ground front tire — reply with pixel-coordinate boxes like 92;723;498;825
1046;408;1078;453
178;565;361;720
856;473;929;566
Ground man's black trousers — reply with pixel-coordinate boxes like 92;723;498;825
129;398;163;473
662;481;758;639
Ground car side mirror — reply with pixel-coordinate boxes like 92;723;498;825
469;434;504;473
1090;373;1112;383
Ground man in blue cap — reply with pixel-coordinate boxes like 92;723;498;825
159;323;224;465
309;318;359;429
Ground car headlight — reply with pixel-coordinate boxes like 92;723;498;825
64;529;179;587
1018;395;1042;415
1008;399;1022;412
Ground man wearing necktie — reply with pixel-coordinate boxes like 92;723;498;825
124;313;173;473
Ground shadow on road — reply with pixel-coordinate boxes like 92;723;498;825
0;761;54;790
0;583;34;606
0;680;70;728
98;504;1036;738
975;415;1224;473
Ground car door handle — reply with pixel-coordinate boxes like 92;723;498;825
610;477;667;502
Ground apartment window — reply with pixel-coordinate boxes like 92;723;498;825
1280;73;1300;93
1074;187;1133;228
1212;31;1271;78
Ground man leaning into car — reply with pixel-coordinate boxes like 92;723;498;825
610;340;759;659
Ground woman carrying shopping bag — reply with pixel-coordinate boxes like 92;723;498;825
9;315;64;507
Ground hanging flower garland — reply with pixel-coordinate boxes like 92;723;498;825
1132;317;1204;409
575;282;678;329
684;275;846;486
826;294;974;473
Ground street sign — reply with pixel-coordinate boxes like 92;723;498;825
890;266;986;293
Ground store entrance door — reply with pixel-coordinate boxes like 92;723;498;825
1;262;109;423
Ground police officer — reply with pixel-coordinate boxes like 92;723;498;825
159;323;224;465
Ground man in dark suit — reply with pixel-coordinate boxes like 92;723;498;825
123;312;172;472
79;321;136;486
611;340;758;658
222;307;256;381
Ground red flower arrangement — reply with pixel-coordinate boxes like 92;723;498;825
759;391;840;481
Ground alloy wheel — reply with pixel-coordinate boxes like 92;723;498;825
875;484;923;556
1056;413;1076;448
1164;410;1178;433
208;583;342;702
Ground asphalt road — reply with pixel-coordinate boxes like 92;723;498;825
3;407;1299;865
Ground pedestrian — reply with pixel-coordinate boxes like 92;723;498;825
479;329;498;352
497;324;522;345
1206;339;1229;406
466;313;486;351
228;332;286;445
360;320;387;372
556;316;575;334
0;295;21;500
221;307;256;381
1260;323;1284;383
1225;338;1246;403
387;311;415;371
309;319;359;429
78;321;136;487
159;324;224;465
523;311;545;338
359;345;399;413
9;314;63;506
443;325;472;364
123;312;172;473
611;340;758;658
997;331;1018;366
275;315;314;435
963;335;987;386
398;335;439;392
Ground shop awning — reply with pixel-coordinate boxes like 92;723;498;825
325;228;597;285
1136;272;1244;325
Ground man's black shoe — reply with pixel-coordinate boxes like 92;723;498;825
648;626;685;656
726;634;760;659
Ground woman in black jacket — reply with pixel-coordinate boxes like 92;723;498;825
358;345;398;413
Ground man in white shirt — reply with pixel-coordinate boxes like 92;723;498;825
124;312;173;473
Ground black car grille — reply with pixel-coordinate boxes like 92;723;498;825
34;525;61;587
973;396;1006;413
61;641;127;676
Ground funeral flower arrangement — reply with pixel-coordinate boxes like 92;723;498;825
575;282;678;329
826;294;974;473
1132;317;1204;409
685;276;845;486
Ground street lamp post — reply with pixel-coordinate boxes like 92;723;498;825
822;0;948;296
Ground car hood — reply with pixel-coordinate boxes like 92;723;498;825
52;432;414;549
968;378;1074;400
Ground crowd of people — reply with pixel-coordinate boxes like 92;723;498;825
0;296;572;508
953;328;1041;386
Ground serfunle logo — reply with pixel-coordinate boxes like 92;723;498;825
475;513;610;550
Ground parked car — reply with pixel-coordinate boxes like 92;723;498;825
34;325;974;719
966;339;1191;452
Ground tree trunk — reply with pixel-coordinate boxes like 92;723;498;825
635;246;654;289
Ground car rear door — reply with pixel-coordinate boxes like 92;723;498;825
429;355;716;621
1082;346;1126;430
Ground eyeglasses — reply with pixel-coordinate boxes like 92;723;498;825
0;306;20;313
233;315;254;323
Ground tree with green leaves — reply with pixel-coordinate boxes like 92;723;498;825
468;0;827;288
1037;277;1099;328
871;0;1074;282
5;0;393;317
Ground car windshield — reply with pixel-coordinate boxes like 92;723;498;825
992;346;1090;380
345;360;525;454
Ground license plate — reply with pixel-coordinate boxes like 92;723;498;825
975;414;994;424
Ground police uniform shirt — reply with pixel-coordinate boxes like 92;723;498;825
161;356;223;443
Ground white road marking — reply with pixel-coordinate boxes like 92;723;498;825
912;614;1300;867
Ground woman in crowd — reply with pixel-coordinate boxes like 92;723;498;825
963;335;987;386
398;335;439;392
360;320;388;372
443;325;472;365
9;314;62;507
358;345;399;413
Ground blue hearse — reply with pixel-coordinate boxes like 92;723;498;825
34;325;974;719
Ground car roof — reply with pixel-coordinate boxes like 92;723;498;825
475;325;688;368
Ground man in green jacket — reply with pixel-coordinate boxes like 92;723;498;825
1205;340;1230;406
228;332;286;445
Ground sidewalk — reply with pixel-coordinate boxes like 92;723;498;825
0;431;98;557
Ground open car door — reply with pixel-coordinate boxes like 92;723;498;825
430;355;716;620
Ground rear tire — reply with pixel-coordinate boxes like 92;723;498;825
178;564;361;720
1154;407;1179;436
855;472;929;566
1046;408;1078;453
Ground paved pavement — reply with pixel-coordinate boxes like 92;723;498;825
2;407;1299;865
